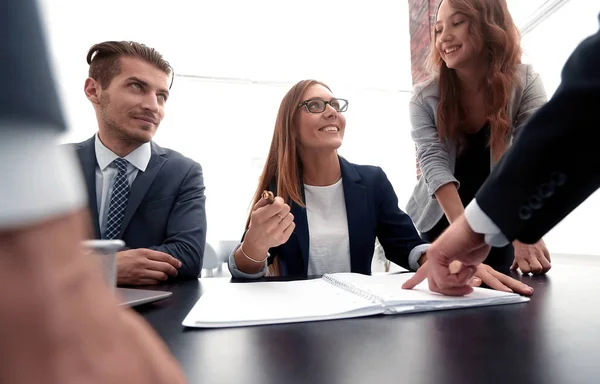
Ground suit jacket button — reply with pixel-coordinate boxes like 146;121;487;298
530;195;543;209
519;206;533;220
539;183;554;198
551;172;566;186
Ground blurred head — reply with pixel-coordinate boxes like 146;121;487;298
247;80;348;222
83;41;173;148
429;0;522;159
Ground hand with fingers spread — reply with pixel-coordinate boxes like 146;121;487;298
472;264;534;295
512;239;551;275
117;249;182;285
234;193;296;274
444;260;533;296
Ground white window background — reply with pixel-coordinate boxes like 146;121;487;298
40;0;599;255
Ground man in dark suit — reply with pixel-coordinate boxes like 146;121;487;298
0;0;184;382
403;15;600;296
75;41;206;284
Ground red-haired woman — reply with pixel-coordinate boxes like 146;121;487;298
407;0;551;278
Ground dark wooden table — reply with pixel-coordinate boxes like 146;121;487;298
136;254;600;384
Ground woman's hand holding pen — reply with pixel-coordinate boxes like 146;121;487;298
241;191;296;260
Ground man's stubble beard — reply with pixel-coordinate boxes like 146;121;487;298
99;92;149;147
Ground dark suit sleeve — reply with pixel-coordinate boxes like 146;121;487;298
1;0;64;129
375;168;428;270
0;0;87;230
476;17;600;243
148;162;207;279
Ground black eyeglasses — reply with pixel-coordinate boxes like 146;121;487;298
298;98;349;113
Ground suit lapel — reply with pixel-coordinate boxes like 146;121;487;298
120;142;167;237
290;202;309;274
77;137;101;238
269;180;309;274
339;157;368;272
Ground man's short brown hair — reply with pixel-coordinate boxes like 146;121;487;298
86;41;173;89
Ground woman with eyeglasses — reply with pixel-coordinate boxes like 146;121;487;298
407;0;551;278
227;79;533;295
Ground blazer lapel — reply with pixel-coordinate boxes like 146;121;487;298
77;137;101;238
339;157;369;272
290;202;309;274
269;180;310;274
119;142;167;237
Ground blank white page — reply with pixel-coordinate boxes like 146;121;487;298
182;279;383;328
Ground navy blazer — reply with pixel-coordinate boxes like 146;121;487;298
74;137;207;279
253;157;427;277
476;14;600;243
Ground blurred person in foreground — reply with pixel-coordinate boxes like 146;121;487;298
0;0;186;382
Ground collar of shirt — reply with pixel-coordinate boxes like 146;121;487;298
94;133;152;172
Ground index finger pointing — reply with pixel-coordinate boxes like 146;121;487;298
402;267;428;290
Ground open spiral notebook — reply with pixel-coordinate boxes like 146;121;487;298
182;273;529;328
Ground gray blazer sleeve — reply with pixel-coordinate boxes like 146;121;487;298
513;65;548;138
227;243;267;279
409;85;458;197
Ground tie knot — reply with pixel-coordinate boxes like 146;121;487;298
112;158;129;173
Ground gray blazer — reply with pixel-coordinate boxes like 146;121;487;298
406;64;547;233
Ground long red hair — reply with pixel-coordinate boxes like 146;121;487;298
245;80;330;228
430;0;521;160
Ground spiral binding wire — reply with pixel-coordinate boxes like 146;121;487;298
322;274;386;306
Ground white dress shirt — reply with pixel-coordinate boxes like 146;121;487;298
304;179;352;275
0;126;86;229
94;134;151;238
464;199;510;247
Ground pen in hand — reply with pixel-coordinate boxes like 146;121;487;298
262;190;275;204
